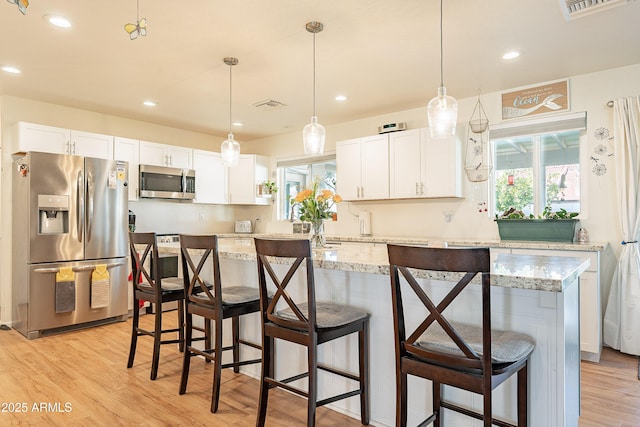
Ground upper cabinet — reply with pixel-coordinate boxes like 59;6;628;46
389;127;463;198
227;154;270;205
192;149;227;204
113;137;140;201
139;140;192;169
336;134;389;201
13;122;113;159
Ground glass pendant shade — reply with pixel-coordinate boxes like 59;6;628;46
221;132;240;167
303;116;326;155
427;86;458;139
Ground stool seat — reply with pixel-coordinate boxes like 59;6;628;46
416;321;535;364
139;277;184;292
277;301;369;329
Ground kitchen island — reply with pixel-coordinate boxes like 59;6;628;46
160;238;589;427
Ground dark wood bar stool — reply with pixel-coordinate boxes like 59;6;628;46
387;244;535;427
127;232;185;380
178;234;263;413
254;238;370;427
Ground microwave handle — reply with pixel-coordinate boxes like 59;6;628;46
182;170;186;196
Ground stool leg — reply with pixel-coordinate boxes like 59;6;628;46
177;299;185;353
232;315;240;373
307;339;318;427
256;335;273;427
204;318;212;364
433;381;441;427
359;321;370;425
211;314;223;413
127;296;140;369
179;308;193;395
518;362;528;427
150;302;162;380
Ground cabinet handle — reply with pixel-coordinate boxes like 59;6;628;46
66;141;70;154
420;182;424;195
72;142;76;155
415;182;419;196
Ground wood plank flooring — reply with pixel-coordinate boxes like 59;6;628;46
1;314;639;426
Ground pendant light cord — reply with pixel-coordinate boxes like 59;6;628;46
229;63;232;133
439;0;444;89
136;0;140;22
312;31;317;117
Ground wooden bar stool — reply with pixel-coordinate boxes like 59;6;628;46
178;234;263;413
387;244;535;427
127;232;185;380
254;238;370;427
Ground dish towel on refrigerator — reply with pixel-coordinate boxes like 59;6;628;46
91;264;110;309
55;267;76;313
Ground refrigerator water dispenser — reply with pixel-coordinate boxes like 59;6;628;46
38;194;69;234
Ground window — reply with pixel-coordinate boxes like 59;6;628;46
276;155;336;220
493;130;582;216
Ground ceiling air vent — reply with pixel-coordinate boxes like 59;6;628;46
252;99;287;111
560;0;629;20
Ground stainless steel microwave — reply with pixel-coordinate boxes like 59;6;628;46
139;164;196;200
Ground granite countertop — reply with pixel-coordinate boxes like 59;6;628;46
160;238;590;293
208;233;608;252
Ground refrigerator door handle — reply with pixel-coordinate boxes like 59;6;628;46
77;170;84;243
34;261;126;275
86;171;94;243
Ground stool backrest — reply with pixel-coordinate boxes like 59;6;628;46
179;234;222;308
387;244;492;370
129;232;161;294
254;238;316;332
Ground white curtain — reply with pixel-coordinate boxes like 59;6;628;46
603;96;640;355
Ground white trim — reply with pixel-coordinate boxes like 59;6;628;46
490;111;587;140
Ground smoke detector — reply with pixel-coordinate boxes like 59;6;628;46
559;0;629;20
252;99;287;111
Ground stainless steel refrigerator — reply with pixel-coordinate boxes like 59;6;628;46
12;152;129;339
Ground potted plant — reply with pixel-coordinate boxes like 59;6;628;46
258;180;278;197
495;207;580;242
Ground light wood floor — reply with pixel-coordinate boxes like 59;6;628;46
1;315;639;426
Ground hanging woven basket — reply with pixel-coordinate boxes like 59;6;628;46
469;96;489;134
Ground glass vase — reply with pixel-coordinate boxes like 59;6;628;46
310;220;326;248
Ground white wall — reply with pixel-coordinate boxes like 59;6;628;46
1;64;639;324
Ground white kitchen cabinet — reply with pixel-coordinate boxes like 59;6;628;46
13;122;113;159
389;127;463;199
336;134;389;201
70;130;114;159
227;154;269;205
192;149;227;204
510;247;602;361
113;137;140;201
139;140;192;169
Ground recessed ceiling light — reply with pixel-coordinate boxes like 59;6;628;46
502;51;520;60
143;100;157;107
44;15;72;28
232;121;243;127
1;65;21;74
335;95;347;101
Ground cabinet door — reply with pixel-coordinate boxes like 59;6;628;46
422;127;463;198
114;137;139;201
360;134;389;200
336;138;362;201
15;122;70;154
389;129;422;199
193;149;226;204
71;130;113;159
166;146;193;169
139;141;169;167
228;155;256;204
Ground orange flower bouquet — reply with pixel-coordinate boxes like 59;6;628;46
291;181;341;247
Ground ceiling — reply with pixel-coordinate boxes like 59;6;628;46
1;0;639;141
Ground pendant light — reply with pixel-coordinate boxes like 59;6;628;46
427;0;457;139
302;21;326;156
221;57;240;167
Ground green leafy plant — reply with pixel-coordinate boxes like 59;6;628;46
496;207;578;220
261;180;278;195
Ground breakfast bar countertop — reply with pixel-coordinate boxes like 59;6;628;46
160;237;590;293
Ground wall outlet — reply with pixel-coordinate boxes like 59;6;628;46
198;212;205;221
